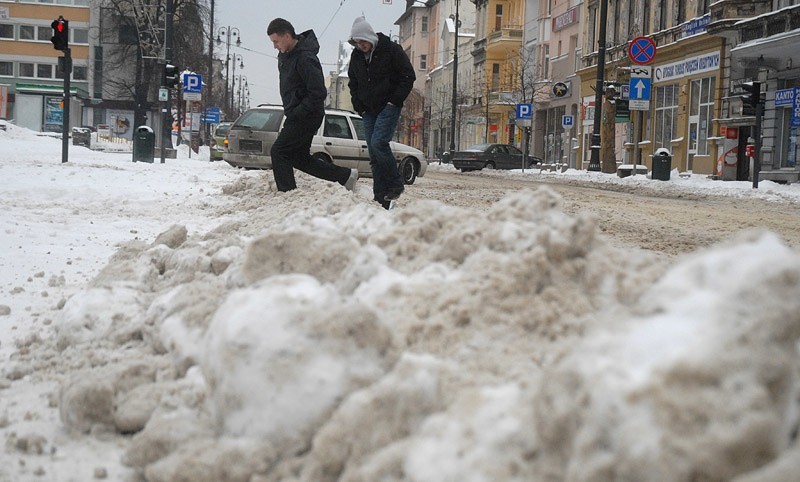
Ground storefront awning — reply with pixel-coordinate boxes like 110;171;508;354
15;83;89;99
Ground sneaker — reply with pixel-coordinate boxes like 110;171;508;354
383;186;404;201
344;169;358;191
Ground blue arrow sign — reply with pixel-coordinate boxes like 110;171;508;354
629;78;651;101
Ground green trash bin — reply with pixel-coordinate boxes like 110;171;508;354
651;148;672;181
132;126;155;163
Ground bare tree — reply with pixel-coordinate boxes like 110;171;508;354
98;0;211;128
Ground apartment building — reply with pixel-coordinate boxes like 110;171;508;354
577;0;725;174
467;0;526;148
709;0;800;183
0;0;90;132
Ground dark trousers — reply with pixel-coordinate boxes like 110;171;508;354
270;113;350;192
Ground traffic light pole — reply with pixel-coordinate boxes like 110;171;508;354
753;100;763;189
160;0;175;164
61;48;71;164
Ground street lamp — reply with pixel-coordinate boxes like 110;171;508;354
216;26;240;119
229;54;244;114
587;0;609;172
235;75;248;116
449;0;460;157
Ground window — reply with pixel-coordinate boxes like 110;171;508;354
20;63;35;77
0;61;12;76
37;64;54;78
689;76;716;157
587;5;597;53
654;84;678;151
73;65;87;81
0;24;13;39
643;1;651;34
323;115;352;139
20;25;35;40
542;44;550;79
72;28;89;44
658;0;667;31
495;5;503;31
697;0;709;16
38;26;50;40
419;54;427;70
492;63;500;91
421;16;428;33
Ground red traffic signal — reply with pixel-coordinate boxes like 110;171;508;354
51;17;69;51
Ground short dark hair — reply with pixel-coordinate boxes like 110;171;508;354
267;18;295;37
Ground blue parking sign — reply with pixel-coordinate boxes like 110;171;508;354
183;73;202;93
516;103;532;119
562;115;574;128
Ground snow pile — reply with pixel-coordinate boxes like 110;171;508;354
4;170;800;481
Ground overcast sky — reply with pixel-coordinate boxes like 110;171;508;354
215;0;407;106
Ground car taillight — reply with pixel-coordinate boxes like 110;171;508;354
224;137;228;147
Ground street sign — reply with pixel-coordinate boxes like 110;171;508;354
183;73;202;93
629;36;657;65
202;106;221;124
562;115;574;128
552;82;569;98
516;103;532;119
793;87;800;128
158;88;168;102
629;65;651;111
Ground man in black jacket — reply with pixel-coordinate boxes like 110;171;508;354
347;17;415;209
267;18;358;192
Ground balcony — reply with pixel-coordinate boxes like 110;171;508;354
486;27;523;51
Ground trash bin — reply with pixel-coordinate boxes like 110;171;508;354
132;126;155;163
71;127;91;147
652;147;672;181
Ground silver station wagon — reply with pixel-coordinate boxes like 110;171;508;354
224;105;427;185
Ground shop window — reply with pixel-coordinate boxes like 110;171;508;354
689;76;715;157
654;84;678;150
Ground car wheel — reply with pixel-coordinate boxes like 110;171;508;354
313;152;333;164
484;162;495;170
399;157;418;185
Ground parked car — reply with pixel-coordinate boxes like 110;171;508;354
451;143;541;172
224;105;427;184
210;122;233;161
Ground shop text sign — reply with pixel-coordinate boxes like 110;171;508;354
654;51;720;82
553;7;579;32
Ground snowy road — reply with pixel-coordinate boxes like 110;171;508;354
405;169;800;256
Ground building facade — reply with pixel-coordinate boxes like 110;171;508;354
0;0;90;132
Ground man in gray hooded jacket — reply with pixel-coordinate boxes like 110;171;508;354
348;16;415;209
267;18;357;192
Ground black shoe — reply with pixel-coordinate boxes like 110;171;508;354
383;186;404;201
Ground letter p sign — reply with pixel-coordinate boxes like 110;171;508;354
184;73;202;93
516;103;533;119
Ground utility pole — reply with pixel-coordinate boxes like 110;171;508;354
587;0;609;171
206;0;215;144
449;0;460;156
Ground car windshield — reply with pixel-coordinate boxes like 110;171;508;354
465;143;492;152
233;109;283;131
215;124;231;136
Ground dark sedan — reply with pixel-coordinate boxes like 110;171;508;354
451;143;540;172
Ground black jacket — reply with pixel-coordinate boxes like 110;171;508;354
277;30;327;120
348;33;416;117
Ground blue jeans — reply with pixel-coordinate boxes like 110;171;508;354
362;105;404;206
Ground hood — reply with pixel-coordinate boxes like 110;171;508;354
294;29;320;55
348;16;379;47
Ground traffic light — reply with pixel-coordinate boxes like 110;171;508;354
164;64;180;89
741;81;764;116
50;17;69;51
